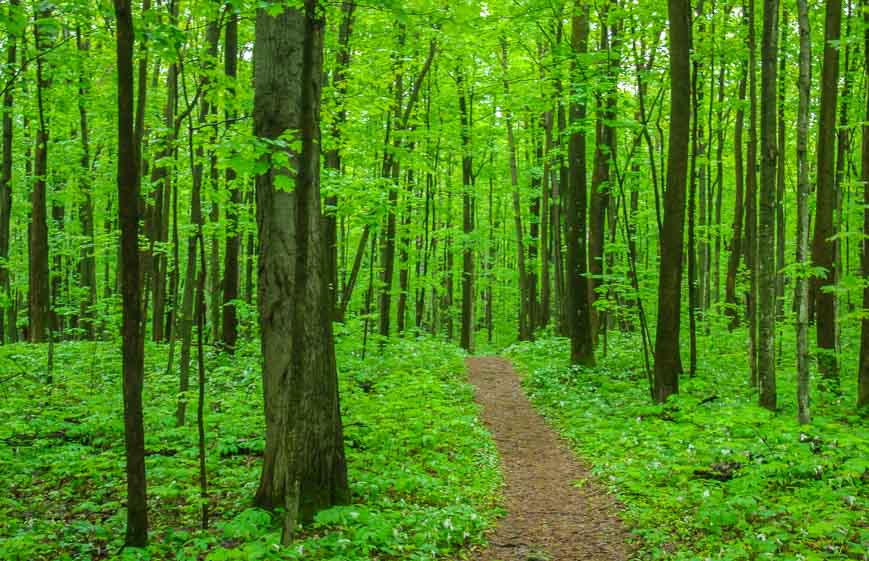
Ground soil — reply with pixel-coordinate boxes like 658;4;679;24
467;356;631;561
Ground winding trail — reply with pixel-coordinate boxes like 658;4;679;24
468;357;631;561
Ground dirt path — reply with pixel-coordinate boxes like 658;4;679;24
468;356;630;561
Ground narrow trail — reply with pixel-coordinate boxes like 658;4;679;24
468;356;631;561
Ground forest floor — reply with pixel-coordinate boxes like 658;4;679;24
467;356;631;561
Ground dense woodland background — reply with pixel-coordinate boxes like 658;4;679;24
0;0;867;559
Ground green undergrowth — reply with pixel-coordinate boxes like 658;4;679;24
0;329;501;560
507;329;867;561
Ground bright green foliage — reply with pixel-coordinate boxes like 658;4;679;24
0;331;501;560
508;333;867;561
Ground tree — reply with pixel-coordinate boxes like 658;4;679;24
30;5;52;342
795;0;812;422
0;0;18;344
114;0;148;546
653;0;691;402
565;4;594;366
757;0;778;410
252;0;348;543
859;0;869;409
457;68;474;352
221;6;240;352
812;0;841;386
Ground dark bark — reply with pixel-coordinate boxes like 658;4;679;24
725;62;747;329
0;0;18;343
457;69;474;351
653;0;692;402
76;29;96;339
858;0;869;408
252;2;348;542
30;8;52;342
745;0;759;386
221;7;240;351
812;0;841;385
758;0;778;410
115;0;148;546
565;12;594;366
796;0;811;421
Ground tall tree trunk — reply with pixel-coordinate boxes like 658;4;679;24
221;6;240;351
0;0;18;344
745;0;759;386
775;7;787;321
565;11;594;366
30;8;52;343
812;0;841;386
857;0;869;408
725;63;747;329
796;0;812;421
654;0;692;402
758;0;779;410
457;69;474;352
714;43;726;305
114;0;148;546
688;1;703;377
76;29;96;339
252;2;349;543
589;7;611;344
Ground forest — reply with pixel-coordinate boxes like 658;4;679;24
0;0;867;559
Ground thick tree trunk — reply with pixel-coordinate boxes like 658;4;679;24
114;0;148;546
252;3;348;543
758;0;779;410
565;12;594;366
653;0;691;402
812;0;841;385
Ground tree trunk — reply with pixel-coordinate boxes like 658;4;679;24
30;10;52;343
654;0;691;402
114;0;148;545
565;11;594;366
775;7;787;321
745;0;759;386
457;69;474;352
812;0;841;386
252;2;348;543
221;7;240;352
725;63;747;329
796;0;812;421
758;0;779;410
0;0;17;344
858;0;869;408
